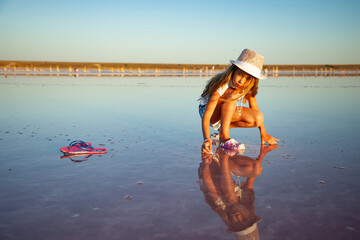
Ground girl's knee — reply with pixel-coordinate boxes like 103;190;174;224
221;99;237;108
220;100;238;115
254;111;264;127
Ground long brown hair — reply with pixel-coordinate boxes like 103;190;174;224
200;65;259;103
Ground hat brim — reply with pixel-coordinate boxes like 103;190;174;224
230;60;267;80
234;216;262;236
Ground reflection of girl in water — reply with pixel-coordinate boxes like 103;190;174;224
198;145;277;239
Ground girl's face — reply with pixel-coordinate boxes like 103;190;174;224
232;69;255;89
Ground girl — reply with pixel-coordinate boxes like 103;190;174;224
199;49;279;154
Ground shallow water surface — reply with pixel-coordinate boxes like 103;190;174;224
0;76;359;240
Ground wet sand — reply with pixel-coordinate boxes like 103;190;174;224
0;76;359;240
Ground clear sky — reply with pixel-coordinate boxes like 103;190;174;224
0;0;359;64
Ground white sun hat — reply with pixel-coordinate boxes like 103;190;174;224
230;49;267;80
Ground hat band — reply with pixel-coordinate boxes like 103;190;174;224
234;61;261;77
235;223;258;236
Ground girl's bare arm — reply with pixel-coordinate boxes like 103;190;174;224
202;92;220;153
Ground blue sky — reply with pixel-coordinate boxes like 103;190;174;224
0;0;359;64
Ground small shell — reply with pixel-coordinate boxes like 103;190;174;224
124;195;133;200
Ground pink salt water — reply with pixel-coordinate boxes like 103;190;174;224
0;76;359;240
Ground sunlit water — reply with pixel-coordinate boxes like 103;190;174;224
0;76;359;240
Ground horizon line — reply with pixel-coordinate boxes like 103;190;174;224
1;60;359;67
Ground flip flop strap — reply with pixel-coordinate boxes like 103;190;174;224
68;140;94;151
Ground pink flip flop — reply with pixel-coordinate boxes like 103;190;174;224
60;140;107;155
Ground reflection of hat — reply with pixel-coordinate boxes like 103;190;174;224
230;49;266;80
235;216;262;240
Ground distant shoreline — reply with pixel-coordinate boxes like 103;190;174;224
1;60;359;77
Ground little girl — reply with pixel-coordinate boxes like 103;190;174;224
199;49;279;154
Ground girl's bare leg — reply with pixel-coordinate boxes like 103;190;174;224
231;107;279;145
219;100;238;141
229;107;264;129
209;100;265;143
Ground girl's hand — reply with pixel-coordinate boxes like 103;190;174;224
202;139;212;154
261;133;279;145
